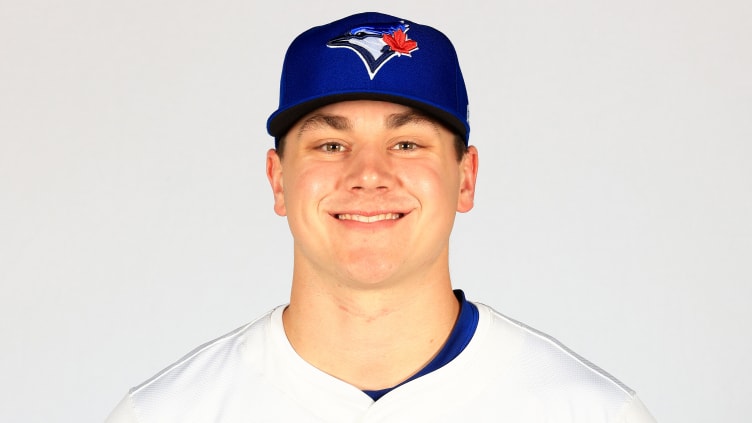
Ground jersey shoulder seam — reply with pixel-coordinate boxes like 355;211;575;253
131;305;283;394
473;302;636;397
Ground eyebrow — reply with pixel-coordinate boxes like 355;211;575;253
296;109;439;138
385;110;438;132
296;114;351;138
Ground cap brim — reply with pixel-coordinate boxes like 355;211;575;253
267;93;468;142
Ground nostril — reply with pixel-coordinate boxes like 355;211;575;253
349;185;389;192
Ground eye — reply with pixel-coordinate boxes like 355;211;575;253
318;142;346;153
391;141;419;151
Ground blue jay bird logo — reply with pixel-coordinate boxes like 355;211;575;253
327;22;419;79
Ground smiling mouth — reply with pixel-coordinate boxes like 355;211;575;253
335;213;404;223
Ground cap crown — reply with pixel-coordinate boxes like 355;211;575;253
267;12;470;143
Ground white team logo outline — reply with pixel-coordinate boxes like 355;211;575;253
327;22;419;80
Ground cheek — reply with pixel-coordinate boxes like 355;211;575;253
283;164;340;211
401;163;460;203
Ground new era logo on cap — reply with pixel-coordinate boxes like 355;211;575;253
327;22;419;79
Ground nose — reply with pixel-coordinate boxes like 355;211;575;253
344;147;394;192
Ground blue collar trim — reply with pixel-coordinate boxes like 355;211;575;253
362;289;479;401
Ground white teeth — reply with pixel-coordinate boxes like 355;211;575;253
337;213;402;222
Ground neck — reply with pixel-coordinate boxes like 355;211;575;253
282;260;459;390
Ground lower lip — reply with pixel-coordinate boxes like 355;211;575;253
333;215;404;229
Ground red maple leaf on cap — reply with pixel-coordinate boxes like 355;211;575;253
383;29;418;55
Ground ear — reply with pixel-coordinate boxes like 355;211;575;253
456;145;479;213
266;149;287;216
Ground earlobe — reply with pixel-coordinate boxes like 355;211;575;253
456;146;479;213
266;149;287;216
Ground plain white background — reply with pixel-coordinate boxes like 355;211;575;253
1;1;750;421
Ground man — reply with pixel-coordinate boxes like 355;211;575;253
106;12;656;422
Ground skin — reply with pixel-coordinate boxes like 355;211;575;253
266;100;479;390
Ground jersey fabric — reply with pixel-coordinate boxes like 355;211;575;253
106;302;656;423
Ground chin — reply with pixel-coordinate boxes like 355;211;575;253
337;261;405;289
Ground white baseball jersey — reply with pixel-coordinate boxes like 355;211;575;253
106;303;656;422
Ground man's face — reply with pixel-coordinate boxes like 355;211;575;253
266;100;478;287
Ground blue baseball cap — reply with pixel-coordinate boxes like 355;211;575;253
266;12;470;144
